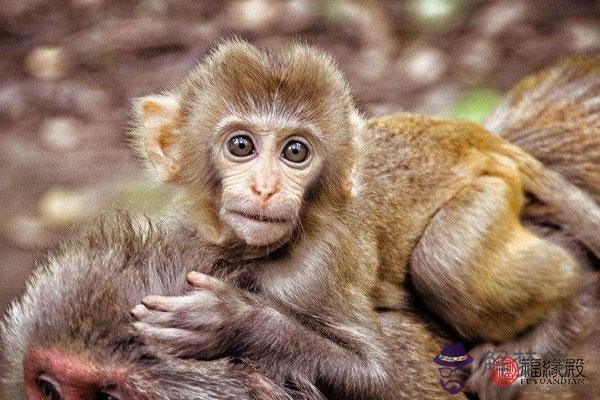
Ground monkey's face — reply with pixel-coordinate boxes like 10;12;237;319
131;40;358;247
215;122;324;246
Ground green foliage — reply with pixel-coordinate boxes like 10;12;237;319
410;0;464;29
448;88;502;123
321;0;361;25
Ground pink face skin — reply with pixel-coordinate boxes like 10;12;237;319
24;347;135;400
214;119;324;247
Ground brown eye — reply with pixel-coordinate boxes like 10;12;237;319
282;140;309;164
227;135;255;158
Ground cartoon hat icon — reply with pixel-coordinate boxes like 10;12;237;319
433;343;473;367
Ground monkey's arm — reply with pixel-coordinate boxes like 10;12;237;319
132;272;400;400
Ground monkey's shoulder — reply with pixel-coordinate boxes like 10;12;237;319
365;113;501;154
361;113;507;179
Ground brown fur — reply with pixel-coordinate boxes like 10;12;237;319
0;211;456;400
467;56;600;400
2;46;600;399
486;57;600;222
127;42;600;400
363;114;588;339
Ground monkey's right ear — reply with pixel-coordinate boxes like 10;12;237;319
131;94;182;182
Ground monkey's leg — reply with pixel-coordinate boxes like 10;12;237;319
410;175;580;342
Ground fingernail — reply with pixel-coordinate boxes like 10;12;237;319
133;322;145;331
130;304;145;317
142;296;159;308
187;271;206;283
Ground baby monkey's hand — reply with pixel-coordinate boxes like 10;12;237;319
132;272;258;360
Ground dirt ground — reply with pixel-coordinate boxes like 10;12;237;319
1;0;599;314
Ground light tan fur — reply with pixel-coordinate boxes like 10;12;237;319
362;114;588;341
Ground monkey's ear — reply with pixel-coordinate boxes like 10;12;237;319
131;94;182;182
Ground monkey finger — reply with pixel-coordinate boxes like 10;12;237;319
133;322;191;342
142;292;216;311
133;323;224;359
130;304;151;319
134;307;224;334
131;305;176;325
187;271;229;294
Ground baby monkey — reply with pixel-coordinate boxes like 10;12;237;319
130;41;600;399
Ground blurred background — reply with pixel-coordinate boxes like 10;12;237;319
1;0;599;315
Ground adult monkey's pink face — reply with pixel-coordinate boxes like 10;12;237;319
131;40;358;247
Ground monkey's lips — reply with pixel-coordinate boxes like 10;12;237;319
226;209;291;224
222;209;293;246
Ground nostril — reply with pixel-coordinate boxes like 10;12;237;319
94;390;122;400
250;182;260;195
251;184;279;203
36;374;62;400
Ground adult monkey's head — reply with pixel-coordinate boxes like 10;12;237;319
130;40;361;248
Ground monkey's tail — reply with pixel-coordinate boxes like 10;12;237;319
486;56;600;259
485;56;600;201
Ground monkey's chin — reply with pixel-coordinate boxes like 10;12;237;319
222;211;293;247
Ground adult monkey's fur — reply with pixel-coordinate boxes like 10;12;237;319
1;52;599;400
128;40;600;399
0;212;453;400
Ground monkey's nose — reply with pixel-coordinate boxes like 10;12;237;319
24;347;124;400
250;182;280;206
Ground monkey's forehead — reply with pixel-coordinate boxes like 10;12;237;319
180;42;353;120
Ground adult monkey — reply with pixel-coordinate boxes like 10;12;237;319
0;212;452;400
129;40;600;399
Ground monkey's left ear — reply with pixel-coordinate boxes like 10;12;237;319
132;94;182;182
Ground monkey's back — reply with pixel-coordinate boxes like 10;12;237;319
357;113;516;308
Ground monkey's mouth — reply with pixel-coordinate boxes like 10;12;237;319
226;209;290;224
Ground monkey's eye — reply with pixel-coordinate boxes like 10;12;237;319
37;375;61;400
227;135;255;158
282;140;309;164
